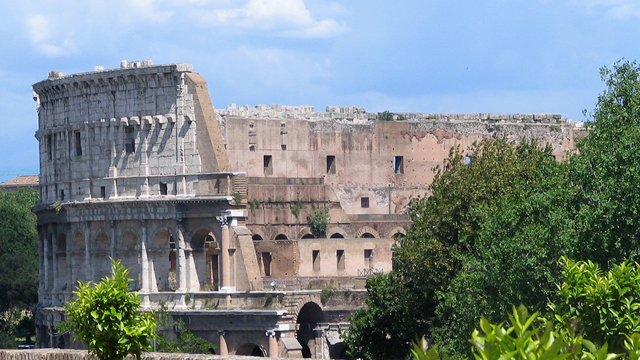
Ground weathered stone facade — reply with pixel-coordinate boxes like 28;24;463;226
32;61;583;358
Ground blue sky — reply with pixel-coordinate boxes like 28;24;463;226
1;0;638;182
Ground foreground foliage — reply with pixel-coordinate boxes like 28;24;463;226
412;258;640;360
550;257;640;354
59;259;156;360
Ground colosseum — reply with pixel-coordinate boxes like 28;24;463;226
31;60;585;358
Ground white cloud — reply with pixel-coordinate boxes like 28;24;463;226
574;0;640;19
26;14;78;57
191;0;347;37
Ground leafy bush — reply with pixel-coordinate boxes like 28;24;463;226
550;257;640;353
470;305;619;360
307;208;329;238
58;259;156;360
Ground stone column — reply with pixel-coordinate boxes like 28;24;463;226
40;228;48;303
217;216;231;291
109;220;116;259
176;220;187;292
66;224;73;301
140;220;150;293
218;330;228;355
266;330;278;358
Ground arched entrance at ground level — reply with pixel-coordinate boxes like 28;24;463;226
236;343;265;357
330;342;352;359
297;302;324;358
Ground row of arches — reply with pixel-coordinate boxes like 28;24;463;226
40;223;226;300
250;226;406;241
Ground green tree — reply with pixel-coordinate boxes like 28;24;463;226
433;152;578;355
570;60;640;267
0;188;39;347
59;259;156;360
346;137;574;359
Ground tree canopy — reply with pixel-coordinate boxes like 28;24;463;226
0;187;39;347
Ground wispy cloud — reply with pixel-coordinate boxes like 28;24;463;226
575;0;640;19
190;0;347;38
26;14;77;57
21;0;346;56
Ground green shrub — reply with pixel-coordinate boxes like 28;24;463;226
550;257;640;353
58;259;156;360
307;208;329;238
321;286;334;306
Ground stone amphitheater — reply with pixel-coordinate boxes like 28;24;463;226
32;60;584;358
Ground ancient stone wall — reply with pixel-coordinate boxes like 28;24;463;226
32;61;231;204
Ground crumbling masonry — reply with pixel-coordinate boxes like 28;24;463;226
32;61;584;358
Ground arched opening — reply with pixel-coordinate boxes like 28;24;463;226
393;232;405;239
297;302;324;358
274;234;288;240
150;230;172;291
93;232;110;281
191;229;217;291
252;234;263;241
301;234;314;239
119;231;140;290
56;234;67;292
360;233;375;238
330;342;351;359
73;232;87;283
236;343;264;357
330;233;344;238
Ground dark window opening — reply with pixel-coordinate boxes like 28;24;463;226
125;126;135;153
60;190;65;201
262;252;272;277
361;232;375;238
326;155;336;174
364;249;373;268
100;186;106;199
337;250;345;270
47;135;53;160
252;234;263;241
263;155;273;175
125;140;135;153
330;233;344;239
361;197;369;208
281;144;287;150
249;144;256;151
159;182;168;195
75;131;82;157
312;250;320;271
393;156;404;174
274;234;288;240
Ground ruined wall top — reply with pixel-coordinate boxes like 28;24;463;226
216;103;581;126
33;60;193;94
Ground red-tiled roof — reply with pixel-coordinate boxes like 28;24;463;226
0;175;39;187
